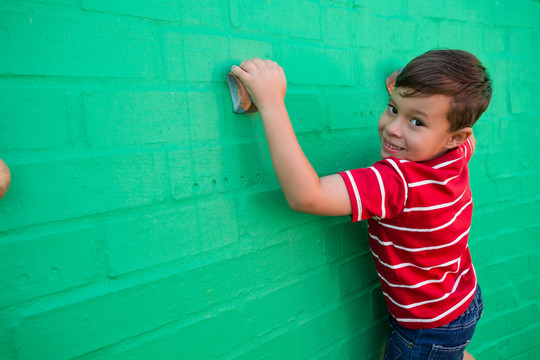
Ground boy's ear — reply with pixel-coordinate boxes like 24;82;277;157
445;127;473;149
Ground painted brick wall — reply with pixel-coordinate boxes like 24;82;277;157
1;1;539;359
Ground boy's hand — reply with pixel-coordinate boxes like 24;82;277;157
231;59;287;113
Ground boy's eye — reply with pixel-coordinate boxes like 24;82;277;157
410;119;424;127
388;105;397;115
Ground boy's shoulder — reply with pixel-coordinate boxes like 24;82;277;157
372;139;473;187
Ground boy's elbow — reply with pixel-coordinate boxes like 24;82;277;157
286;194;317;214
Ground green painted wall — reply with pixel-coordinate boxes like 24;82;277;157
1;1;539;359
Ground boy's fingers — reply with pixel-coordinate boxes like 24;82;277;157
239;60;250;70
251;58;265;69
278;66;286;83
231;65;250;83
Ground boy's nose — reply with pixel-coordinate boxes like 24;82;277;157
385;118;403;138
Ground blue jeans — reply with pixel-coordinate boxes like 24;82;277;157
384;285;484;360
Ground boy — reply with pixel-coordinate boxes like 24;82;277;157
231;49;492;360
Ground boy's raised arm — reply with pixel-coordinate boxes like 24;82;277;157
231;59;351;216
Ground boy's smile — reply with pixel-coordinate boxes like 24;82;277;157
378;88;458;162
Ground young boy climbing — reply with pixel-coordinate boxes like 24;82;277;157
230;49;492;360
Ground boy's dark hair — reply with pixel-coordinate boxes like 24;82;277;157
395;49;492;132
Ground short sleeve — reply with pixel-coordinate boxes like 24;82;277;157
338;158;408;222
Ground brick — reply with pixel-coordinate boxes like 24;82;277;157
515;276;540;305
460;23;489;56
82;0;227;27
338;253;378;298
339;220;369;257
164;32;229;82
323;225;344;264
237;190;315;238
435;0;492;24
413;19;440;47
188;90;224;144
85;90;189;146
0;153;168;231
0;86;73;151
113;310;245;360
0;327;15;360
175;0;228;27
285;90;324;133
278;43;355;86
168;143;272;200
476;317;506;345
488;285;519;312
321;5;352;47
484;150;525;179
164;33;276;83
230;331;296;360
483;326;540;359
438;20;467;50
185;244;290;305
492;0;539;27
285;224;326;275
371;286;387;320
470;232;510;267
505;304;540;334
351;10;384;49
230;0;321;40
353;0;406;15
100;199;238;276
337;319;388;359
228;37;275;63
12;268;240;359
0;227;99;308
506;252;536;284
509;60;540;114
324;90;382;131
0;13;158;78
476;261;509;290
245;272;333;336
481;59;509;117
384;17;420;52
297;293;372;357
82;0;179;21
483;26;507;53
297;311;338;357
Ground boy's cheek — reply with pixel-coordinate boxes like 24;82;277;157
377;116;388;132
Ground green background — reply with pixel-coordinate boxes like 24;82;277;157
1;0;539;359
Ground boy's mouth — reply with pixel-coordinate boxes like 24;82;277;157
383;138;404;152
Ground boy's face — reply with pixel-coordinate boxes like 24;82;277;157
378;88;456;162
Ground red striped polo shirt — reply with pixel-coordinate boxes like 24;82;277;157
339;139;477;329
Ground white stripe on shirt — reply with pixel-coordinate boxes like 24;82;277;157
369;228;470;252
370;249;461;270
403;188;468;212
378;199;472;232
385;158;408;207
433;157;463;169
383;267;470;309
408;175;459;188
396;270;477;324
377;260;461;289
344;170;362;222
370;166;386;218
